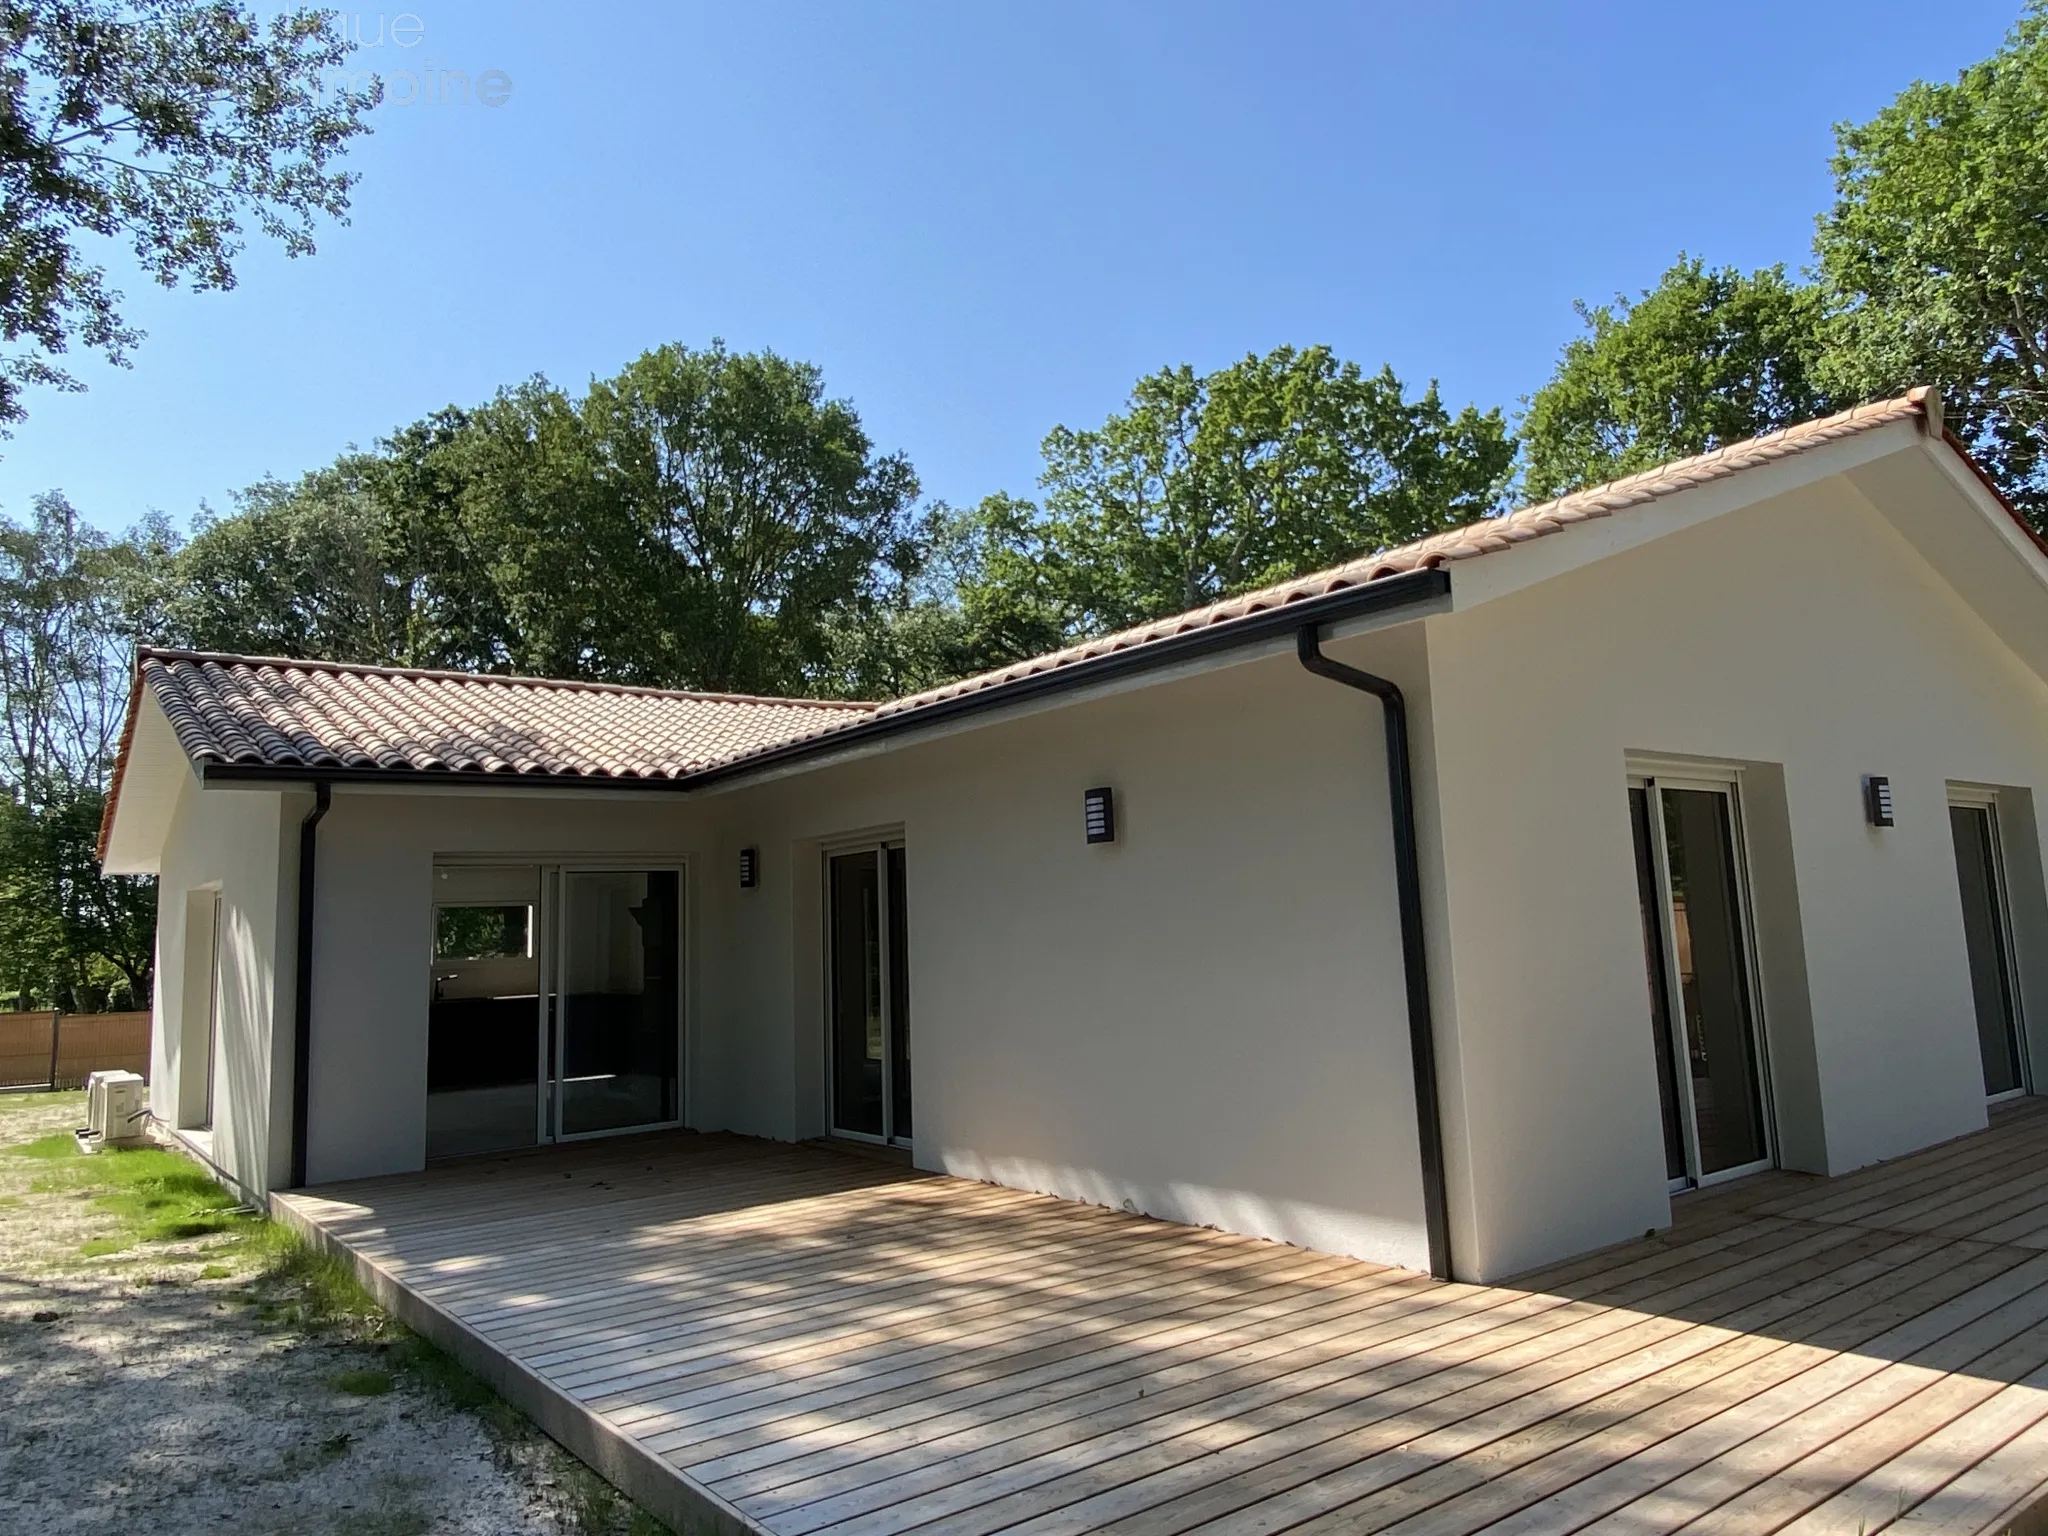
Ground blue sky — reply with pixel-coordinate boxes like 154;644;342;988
4;0;2021;534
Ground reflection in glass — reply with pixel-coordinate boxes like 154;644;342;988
829;851;885;1138
828;847;911;1143
888;846;912;1139
427;899;540;1160
559;871;681;1136
1629;788;1687;1182
1950;804;2025;1098
1661;788;1768;1176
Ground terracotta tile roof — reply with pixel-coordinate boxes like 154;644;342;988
874;389;1939;717
140;651;874;779
107;388;1949;855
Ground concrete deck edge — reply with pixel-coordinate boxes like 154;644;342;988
270;1190;769;1536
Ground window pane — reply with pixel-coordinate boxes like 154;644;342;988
559;871;681;1136
1662;788;1768;1175
888;846;912;1141
1950;805;2024;1097
829;851;884;1137
435;905;530;960
1630;788;1687;1181
427;901;539;1159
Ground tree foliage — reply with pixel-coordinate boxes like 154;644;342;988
0;777;153;1007
1520;258;1844;501
149;342;924;695
1817;0;2048;528
993;347;1514;640
159;456;408;662
0;494;155;1007
0;491;136;790
0;1;377;427
1524;7;2048;529
579;343;922;692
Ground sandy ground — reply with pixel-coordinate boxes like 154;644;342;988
0;1096;658;1536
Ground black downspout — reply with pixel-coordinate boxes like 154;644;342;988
1297;625;1453;1280
289;782;331;1189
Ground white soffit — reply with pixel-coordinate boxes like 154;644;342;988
100;691;194;875
1445;418;1930;611
1850;439;2048;685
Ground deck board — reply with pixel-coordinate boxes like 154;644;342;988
273;1101;2048;1536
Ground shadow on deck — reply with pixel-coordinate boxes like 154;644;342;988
272;1101;2048;1536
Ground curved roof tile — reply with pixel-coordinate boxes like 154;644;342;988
102;389;1954;859
140;652;874;782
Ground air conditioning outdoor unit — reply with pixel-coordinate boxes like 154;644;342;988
84;1070;149;1146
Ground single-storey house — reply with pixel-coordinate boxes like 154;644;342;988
98;388;2048;1282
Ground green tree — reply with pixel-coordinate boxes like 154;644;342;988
813;496;1071;697
1817;1;2048;529
0;779;153;1008
1025;347;1513;635
0;493;158;1008
0;1;378;427
580;342;922;693
0;491;133;789
148;343;926;697
156;456;413;663
1520;257;1844;502
372;381;628;678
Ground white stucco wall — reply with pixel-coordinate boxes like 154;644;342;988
303;792;717;1184
149;772;298;1198
283;633;1433;1269
143;432;2048;1285
704;633;1434;1270
1425;467;2048;1280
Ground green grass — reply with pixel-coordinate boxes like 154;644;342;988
0;1102;673;1534
239;1225;386;1329
15;1131;84;1159
9;1132;250;1254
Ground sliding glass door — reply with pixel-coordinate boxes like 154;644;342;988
558;870;681;1135
1949;798;2028;1101
827;844;911;1145
1630;776;1773;1188
427;869;542;1161
426;862;683;1161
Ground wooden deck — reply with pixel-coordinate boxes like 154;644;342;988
272;1101;2048;1536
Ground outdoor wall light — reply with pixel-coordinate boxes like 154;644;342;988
1864;775;1895;828
1084;787;1116;845
739;846;760;888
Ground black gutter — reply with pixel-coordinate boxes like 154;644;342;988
288;781;331;1189
1296;625;1453;1281
199;568;1451;796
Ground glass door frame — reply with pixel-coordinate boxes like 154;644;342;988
429;855;690;1155
822;835;910;1148
545;860;690;1145
1629;766;1778;1191
1947;787;2030;1104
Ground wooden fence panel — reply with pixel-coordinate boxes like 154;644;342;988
54;1012;151;1089
0;1011;60;1089
0;1011;151;1090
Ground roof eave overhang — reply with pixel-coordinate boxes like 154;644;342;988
193;759;704;792
180;565;1454;799
684;563;1452;794
99;687;200;875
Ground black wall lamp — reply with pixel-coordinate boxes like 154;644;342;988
739;846;760;887
1863;775;1895;828
1084;786;1116;844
